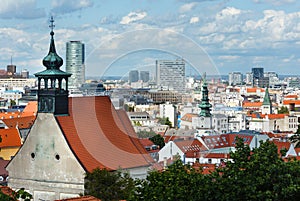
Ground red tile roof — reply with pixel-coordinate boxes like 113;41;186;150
56;96;153;172
181;113;198;122
55;195;101;201
0;159;9;176
139;139;155;147
202;134;253;149
0;186;14;198
21;101;37;117
246;88;265;93
0;112;21;119
282;100;300;105
242;102;262;108
174;139;208;158
0;128;21;148
284;94;298;99
2;115;36;129
272;141;292;155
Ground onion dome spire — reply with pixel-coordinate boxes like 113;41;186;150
42;16;63;69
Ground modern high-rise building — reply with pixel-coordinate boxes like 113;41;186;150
140;71;150;82
252;67;264;87
66;41;85;89
228;72;243;86
156;59;185;93
129;70;139;83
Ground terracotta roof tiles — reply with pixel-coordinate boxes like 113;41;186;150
21;101;37;117
56;96;153;172
2;115;36;129
0;128;21;148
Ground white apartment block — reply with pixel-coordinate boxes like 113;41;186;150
249;114;298;133
156;60;185;93
228;72;243;86
0;78;37;88
159;102;177;127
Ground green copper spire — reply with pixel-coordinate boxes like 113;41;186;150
42;16;63;70
262;87;271;106
199;74;212;117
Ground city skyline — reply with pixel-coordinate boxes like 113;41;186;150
0;0;300;77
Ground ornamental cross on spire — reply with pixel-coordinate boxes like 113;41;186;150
49;16;55;33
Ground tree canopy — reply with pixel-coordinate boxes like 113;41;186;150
149;134;165;148
129;138;300;201
84;168;135;201
85;138;300;201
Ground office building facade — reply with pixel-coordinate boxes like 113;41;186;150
252;67;264;87
228;72;243;86
140;71;150;82
156;60;185;93
129;70;139;83
66;41;85;89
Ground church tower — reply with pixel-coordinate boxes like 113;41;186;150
197;75;213;129
35;17;71;115
261;87;272;114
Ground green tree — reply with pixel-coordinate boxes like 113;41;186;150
131;137;300;201
290;133;300;148
129;160;205;201
209;138;300;201
136;130;157;138
157;117;172;127
278;106;289;114
149;134;165;148
0;188;32;201
84;168;135;201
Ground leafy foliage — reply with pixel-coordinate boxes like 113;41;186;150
278;106;289;114
84;168;135;201
129;160;206;201
157;117;172;127
290;133;300;148
0;188;32;201
136;130;157;138
149;134;165;148
130;137;300;201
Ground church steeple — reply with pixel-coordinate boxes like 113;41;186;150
199;73;212;117
35;16;72;115
42;16;63;70
261;87;272;114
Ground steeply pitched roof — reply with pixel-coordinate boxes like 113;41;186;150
2;115;36;129
21;101;37;117
262;88;271;106
0;159;9;176
174;138;208;157
0;128;21;148
202;134;253;149
56;96;153;172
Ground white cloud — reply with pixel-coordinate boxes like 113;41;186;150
179;2;198;13
216;7;241;21
120;12;147;25
190;17;199;24
0;0;45;19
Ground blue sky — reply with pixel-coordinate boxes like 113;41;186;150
0;0;300;78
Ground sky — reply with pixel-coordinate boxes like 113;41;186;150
1;0;300;78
